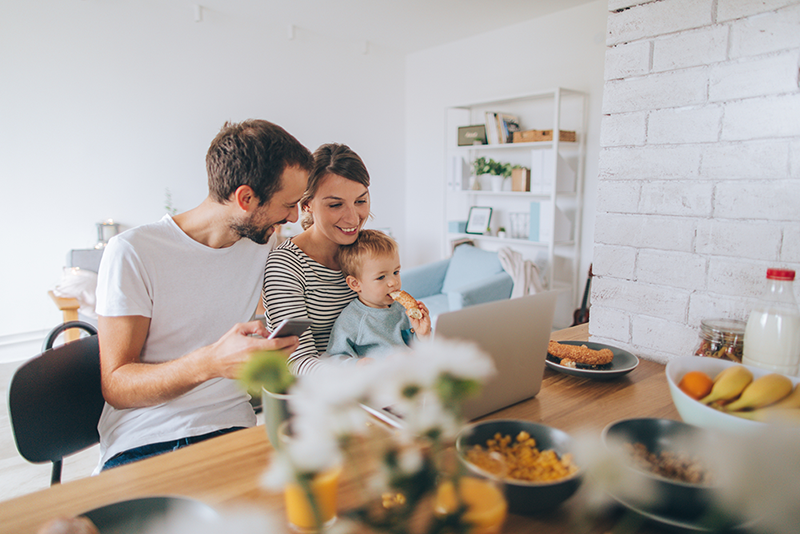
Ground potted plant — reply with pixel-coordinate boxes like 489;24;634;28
471;157;512;191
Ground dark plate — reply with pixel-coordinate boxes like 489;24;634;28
81;496;219;534
609;494;758;532
546;340;639;380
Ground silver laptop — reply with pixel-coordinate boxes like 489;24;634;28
360;291;557;427
434;290;558;420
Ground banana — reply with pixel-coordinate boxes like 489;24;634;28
729;407;800;425
768;383;800;410
700;365;753;405
724;373;794;412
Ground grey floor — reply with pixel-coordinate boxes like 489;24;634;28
0;359;99;502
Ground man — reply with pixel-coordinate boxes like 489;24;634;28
94;120;313;471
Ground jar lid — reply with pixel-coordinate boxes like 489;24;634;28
766;268;795;281
700;318;746;335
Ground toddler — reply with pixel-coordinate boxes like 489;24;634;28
326;230;430;365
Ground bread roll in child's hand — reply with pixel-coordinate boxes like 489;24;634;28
389;290;423;320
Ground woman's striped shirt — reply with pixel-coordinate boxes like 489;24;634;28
262;239;356;375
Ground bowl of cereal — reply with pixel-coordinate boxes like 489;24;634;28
455;419;582;515
602;418;721;520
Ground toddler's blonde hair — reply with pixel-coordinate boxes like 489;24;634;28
337;229;398;279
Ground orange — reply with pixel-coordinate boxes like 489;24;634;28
435;477;507;534
678;371;713;400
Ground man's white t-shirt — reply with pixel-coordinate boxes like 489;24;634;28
94;215;273;470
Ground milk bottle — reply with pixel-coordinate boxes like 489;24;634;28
743;268;800;376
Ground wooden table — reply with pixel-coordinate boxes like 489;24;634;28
0;324;684;534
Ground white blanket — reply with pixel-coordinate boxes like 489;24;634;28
498;247;544;298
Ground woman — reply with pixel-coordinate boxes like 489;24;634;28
263;143;371;374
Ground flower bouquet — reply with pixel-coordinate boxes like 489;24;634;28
240;339;505;534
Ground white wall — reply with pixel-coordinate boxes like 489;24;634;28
0;2;406;346
592;0;800;362
404;1;608;289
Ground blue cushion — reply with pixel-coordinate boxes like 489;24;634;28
401;258;450;299
419;294;450;318
441;246;505;294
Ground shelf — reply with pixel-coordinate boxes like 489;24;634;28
455;190;577;198
454;141;578;152
444;87;587;318
447;233;575;247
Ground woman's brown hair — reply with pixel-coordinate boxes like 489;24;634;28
300;143;370;229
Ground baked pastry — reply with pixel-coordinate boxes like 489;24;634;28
547;340;614;370
389;290;423;320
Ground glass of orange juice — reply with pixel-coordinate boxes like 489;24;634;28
284;466;342;532
435;476;507;534
277;421;341;532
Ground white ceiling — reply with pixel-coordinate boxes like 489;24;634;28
206;0;599;54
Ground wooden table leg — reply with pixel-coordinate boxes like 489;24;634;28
47;291;82;342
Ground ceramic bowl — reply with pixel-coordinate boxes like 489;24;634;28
602;418;719;519
665;356;800;433
83;496;219;534
455;419;582;515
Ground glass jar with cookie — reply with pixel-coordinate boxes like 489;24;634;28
694;318;745;363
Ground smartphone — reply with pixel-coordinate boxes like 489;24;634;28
267;318;312;339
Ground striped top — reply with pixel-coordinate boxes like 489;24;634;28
262;239;356;375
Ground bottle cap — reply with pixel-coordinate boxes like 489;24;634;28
766;268;796;281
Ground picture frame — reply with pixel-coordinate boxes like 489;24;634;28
457;125;487;146
466;206;492;234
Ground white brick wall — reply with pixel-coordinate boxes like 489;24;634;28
592;0;800;362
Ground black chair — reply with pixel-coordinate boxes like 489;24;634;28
8;321;104;485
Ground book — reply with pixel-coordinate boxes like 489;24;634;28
484;112;499;144
494;113;505;144
499;114;521;144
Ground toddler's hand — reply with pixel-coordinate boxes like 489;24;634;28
356;357;375;366
410;302;431;338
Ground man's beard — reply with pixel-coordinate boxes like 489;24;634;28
232;218;282;245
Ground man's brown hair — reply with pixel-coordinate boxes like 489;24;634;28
206;119;313;204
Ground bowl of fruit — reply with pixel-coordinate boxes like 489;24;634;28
665;356;800;433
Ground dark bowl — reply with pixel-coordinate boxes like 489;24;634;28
455;419;582;515
82;496;219;534
601;418;720;519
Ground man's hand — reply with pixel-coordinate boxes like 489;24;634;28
99;316;299;410
205;320;300;380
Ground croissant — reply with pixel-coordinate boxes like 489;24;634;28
547;340;614;369
390;290;423;320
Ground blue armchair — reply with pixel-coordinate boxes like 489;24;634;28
401;245;513;318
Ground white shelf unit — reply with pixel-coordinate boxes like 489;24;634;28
444;88;587;323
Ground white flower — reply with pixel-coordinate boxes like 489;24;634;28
400;392;461;441
272;337;495;493
570;431;657;514
410;338;496;383
260;453;293;491
397;445;424;474
286;427;343;474
141;505;283;534
712;425;800;532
